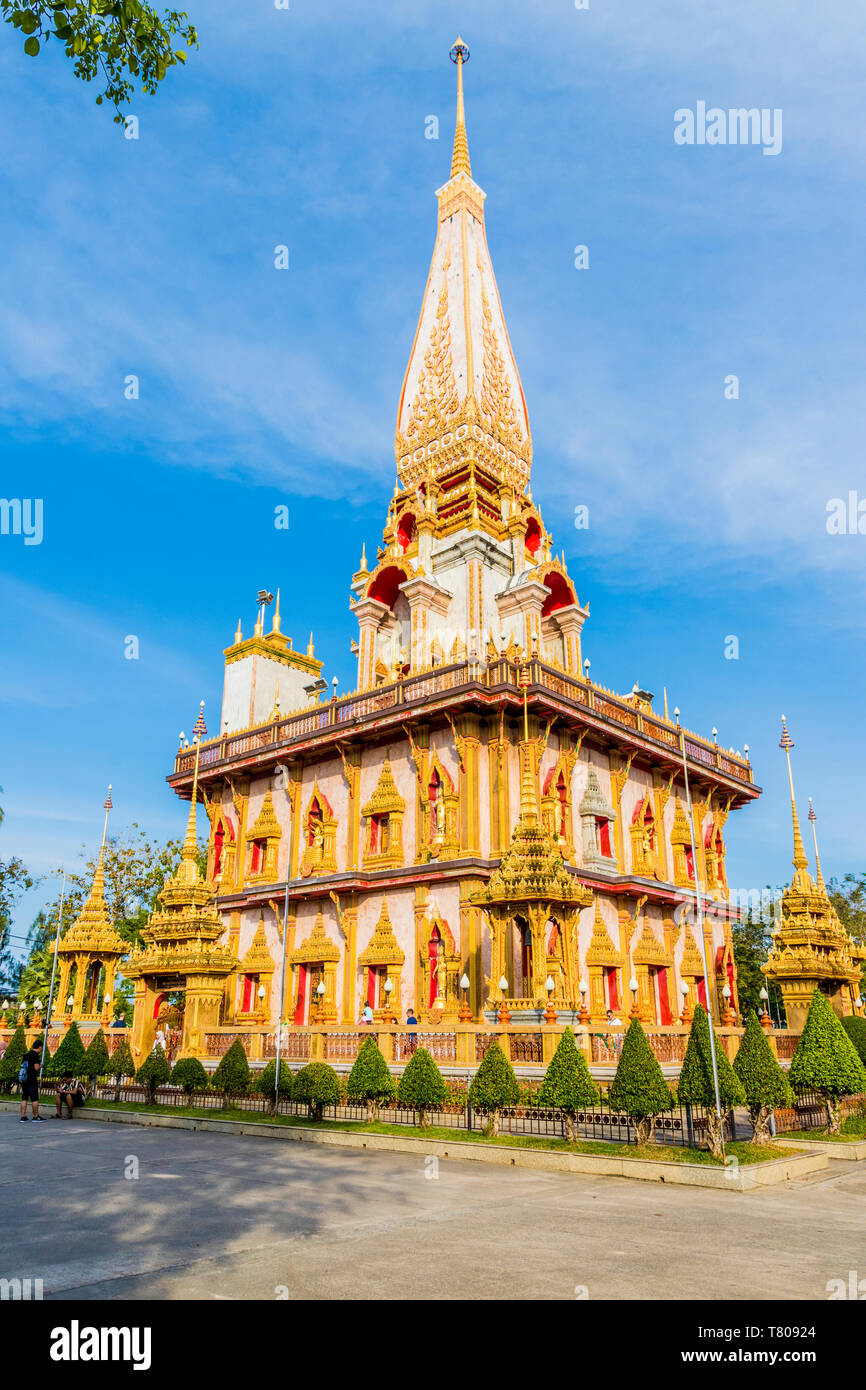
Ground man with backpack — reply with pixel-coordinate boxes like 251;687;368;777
19;1042;44;1122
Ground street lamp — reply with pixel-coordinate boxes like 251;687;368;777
721;982;733;1025
458;972;471;1022
497;975;510;1026
759;986;772;1029
577;976;589;1025
629;975;639;1019
544;974;557;1026
680;978;691;1024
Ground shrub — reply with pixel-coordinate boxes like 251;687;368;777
677;1005;745;1157
105;1037;136;1100
0;1025;27;1091
82;1028;110;1087
397;1047;447;1127
46;1022;88;1080
292;1062;340;1121
733;1011;793;1143
469;1039;519;1136
841;1015;866;1069
608;1019;673;1146
538;1027;599;1142
256;1059;293;1112
170;1057;209;1095
347;1036;395;1120
211;1039;251;1103
789;990;866;1133
136;1045;171;1102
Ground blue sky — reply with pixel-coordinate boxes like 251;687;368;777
2;0;864;950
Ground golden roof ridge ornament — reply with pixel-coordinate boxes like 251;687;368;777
807;797;826;893
449;37;471;179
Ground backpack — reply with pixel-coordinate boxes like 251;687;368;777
17;1059;29;1084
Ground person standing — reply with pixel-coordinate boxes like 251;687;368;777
19;1041;44;1123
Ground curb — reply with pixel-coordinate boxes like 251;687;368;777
2;1100;826;1191
774;1135;866;1161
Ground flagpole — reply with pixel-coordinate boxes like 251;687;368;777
273;764;291;1108
676;710;724;1146
41;871;66;1075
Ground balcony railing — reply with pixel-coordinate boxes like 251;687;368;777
173;658;753;786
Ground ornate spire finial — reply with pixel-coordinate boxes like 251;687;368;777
808;797;826;891
779;716;811;889
87;784;113;907
449;37;471;179
272;588;281;633
182;704;207;866
234;617;243;644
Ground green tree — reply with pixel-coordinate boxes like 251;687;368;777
82;1027;110;1089
136;1043;170;1101
0;1024;27;1090
537;1027;599;1142
170;1056;208;1094
47;1021;88;1078
211;1039;251;1102
733;1011;793;1144
0;845;36;996
677;1004;745;1157
106;1036;135;1099
396;1047;447;1128
15;911;55;1010
732;898;784;1021
608;1019;673;1146
256;1058;293;1113
292;1062;340;1122
346;1036;395;1121
789;990;866;1133
2;1;197;124
468;1039;519;1137
841;1015;866;1069
829;874;866;994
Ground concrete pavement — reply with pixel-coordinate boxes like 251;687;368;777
2;1111;862;1300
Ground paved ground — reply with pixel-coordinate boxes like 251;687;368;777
2;1112;863;1300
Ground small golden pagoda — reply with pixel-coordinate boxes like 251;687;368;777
57;787;127;1021
763;718;865;1029
473;678;593;1015
125;717;238;1059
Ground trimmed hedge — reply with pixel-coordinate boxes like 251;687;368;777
292;1062;340;1121
733;1011;793;1143
0;1025;27;1089
396;1047;447;1127
789;990;866;1132
347;1036;395;1119
608;1019;673;1146
170;1056;209;1094
256;1058;294;1103
136;1045;171;1101
469;1040;520;1135
106;1038;135;1080
677;1005;744;1156
46;1022;87;1079
538;1027;598;1141
840;1015;866;1069
82;1028;110;1081
211;1039;251;1097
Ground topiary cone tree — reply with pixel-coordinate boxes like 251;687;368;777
538;1026;599;1143
47;1022;88;1080
136;1044;171;1102
677;1004;745;1158
106;1037;136;1101
347;1035;396;1121
257;1058;293;1113
212;1039;252;1106
468;1039;520;1137
840;1015;866;1069
789;990;866;1134
170;1056;209;1096
608;1018;673;1147
397;1046;447;1128
82;1028;110;1093
733;1010;793;1144
0;1025;27;1092
292;1062;340;1122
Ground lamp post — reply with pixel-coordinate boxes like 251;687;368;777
680;979;691;1025
41;870;67;1076
315;980;326;1021
721;982;733;1026
497;975;510;1026
544;974;557;1026
759;986;772;1031
458;972;471;1023
383;977;394;1024
577;977;590;1025
629;975;640;1019
273;760;293;1109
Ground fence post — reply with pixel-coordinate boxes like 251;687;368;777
685;1102;695;1148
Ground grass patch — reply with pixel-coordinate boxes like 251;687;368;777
784;1115;866;1143
74;1101;797;1166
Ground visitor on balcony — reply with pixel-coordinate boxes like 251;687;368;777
361;1002;374;1025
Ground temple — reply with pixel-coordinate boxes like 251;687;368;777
149;40;764;1059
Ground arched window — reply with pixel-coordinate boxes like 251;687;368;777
428;926;442;1008
308;798;324;847
428;768;444;840
595;816;612;856
249;838;266;875
396;512;416;552
213;823;224;878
